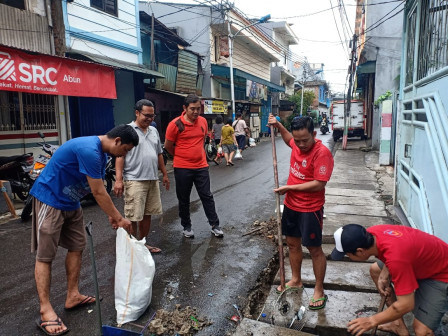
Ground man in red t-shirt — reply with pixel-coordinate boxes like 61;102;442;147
268;115;334;310
332;224;448;336
164;94;222;238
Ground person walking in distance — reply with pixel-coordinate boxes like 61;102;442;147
30;125;138;336
268;115;334;310
220;118;238;166
114;99;169;254
212;115;224;165
232;113;250;156
164;94;223;238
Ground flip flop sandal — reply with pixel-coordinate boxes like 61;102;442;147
36;317;69;336
64;295;98;311
308;294;328;310
275;285;304;294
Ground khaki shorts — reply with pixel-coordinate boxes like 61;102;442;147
124;180;162;221
31;198;85;262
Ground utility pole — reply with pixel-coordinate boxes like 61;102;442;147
150;12;155;70
343;34;357;150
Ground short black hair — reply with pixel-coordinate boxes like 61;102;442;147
290;116;314;134
134;99;154;111
215;115;223;124
236;112;242;118
226;118;233;125
343;224;375;254
106;124;139;147
184;94;200;107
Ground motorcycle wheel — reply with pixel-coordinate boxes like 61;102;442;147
204;143;217;162
21;195;33;221
104;177;113;194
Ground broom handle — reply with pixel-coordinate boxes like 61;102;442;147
370;295;387;335
270;125;286;291
86;222;103;335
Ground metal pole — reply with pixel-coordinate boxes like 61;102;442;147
228;20;236;121
270;125;285;291
85;222;103;335
300;85;304;116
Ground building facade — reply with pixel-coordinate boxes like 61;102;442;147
396;0;448;242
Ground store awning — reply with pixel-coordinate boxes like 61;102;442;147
211;64;285;92
356;61;376;74
69;52;165;78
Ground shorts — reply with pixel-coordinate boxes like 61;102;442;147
31;198;85;262
281;204;323;247
222;144;236;154
124;180;162;221
236;134;246;150
376;260;448;330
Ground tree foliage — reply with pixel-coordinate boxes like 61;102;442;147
289;90;316;116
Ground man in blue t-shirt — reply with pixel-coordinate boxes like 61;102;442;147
30;125;138;336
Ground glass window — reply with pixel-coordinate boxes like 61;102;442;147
91;0;117;16
0;0;25;9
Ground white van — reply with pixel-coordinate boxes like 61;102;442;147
331;100;366;141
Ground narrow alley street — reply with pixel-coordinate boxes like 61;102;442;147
0;136;315;336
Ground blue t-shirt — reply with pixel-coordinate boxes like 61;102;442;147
30;136;106;211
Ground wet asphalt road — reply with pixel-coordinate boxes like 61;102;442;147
0;132;334;336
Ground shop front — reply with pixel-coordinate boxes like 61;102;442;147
0;45;116;156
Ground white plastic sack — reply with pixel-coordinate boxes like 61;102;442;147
234;149;243;160
115;228;155;325
217;146;223;154
249;138;256;147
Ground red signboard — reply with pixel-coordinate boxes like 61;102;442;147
0;46;117;99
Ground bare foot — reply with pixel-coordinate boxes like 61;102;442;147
65;294;96;310
276;280;303;293
378;321;410;335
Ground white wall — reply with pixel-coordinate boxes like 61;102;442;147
66;0;140;63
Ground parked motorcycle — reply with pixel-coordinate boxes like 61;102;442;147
0;151;34;201
320;115;330;135
204;131;218;162
21;132;59;221
21;133;115;220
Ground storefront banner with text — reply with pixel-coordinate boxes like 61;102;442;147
0;46;116;98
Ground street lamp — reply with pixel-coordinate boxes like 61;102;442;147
228;14;271;120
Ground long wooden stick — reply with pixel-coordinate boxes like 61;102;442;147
0;181;17;218
270;125;285;291
370;295;387;335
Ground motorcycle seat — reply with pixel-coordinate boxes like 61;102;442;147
0;153;33;166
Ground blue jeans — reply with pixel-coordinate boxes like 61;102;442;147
174;167;219;229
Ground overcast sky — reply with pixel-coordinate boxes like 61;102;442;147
233;0;357;93
150;0;357;93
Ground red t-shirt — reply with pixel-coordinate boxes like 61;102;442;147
284;138;334;212
165;112;208;169
369;225;448;296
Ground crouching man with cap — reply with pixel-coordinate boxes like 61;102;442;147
331;224;448;336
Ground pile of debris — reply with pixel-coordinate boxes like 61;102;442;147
147;304;212;335
244;218;279;242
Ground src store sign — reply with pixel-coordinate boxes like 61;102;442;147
0;46;117;99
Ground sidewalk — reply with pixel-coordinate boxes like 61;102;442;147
234;139;416;336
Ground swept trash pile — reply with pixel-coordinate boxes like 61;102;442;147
245;218;279;242
147;304;212;335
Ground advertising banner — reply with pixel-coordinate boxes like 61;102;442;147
246;79;267;102
0;46;117;98
203;100;228;114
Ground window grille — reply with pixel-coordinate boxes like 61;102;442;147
0;91;56;131
405;8;417;85
417;0;448;80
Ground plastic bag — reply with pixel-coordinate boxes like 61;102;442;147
234;149;243;160
115;228;155;325
218;146;223;154
249;138;256;147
